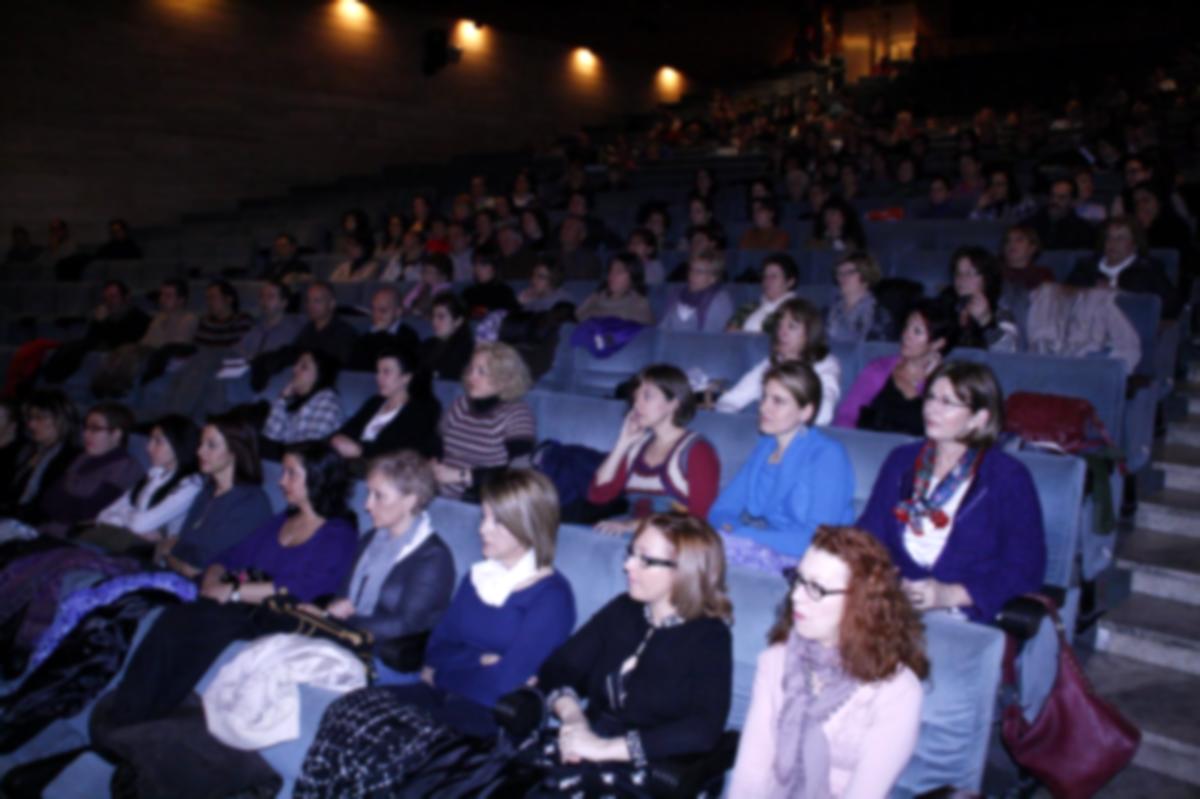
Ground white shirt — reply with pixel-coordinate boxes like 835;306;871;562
1098;253;1137;287
715;354;841;426
96;467;204;537
470;549;538;607
362;403;402;442
740;291;795;334
902;476;972;568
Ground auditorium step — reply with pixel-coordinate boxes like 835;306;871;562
1152;442;1200;492
1115;528;1200;605
1165;414;1200;448
1095;593;1200;676
1083;651;1200;788
1135;488;1200;540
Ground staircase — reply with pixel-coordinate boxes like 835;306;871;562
1082;380;1200;795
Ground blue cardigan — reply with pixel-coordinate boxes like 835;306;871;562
708;427;855;558
424;570;575;708
857;440;1047;623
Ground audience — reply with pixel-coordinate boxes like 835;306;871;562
810;197;867;252
462;249;518;320
36;401;142;538
419;291;475;381
330;344;441;463
160;412;272;577
999;224;1055;291
709;362;855;570
400;253;454;318
659;248;734;333
42;280;150;384
348;285;419;371
90;279;197;397
259;233;311;284
556;214;603;281
434;342;536;500
536;512;733;772
261;348;344;458
1028;178;1098;250
0;390;79;522
824;251;894;342
717;297;841;425
836;299;955;436
588;364;720;532
728;253;798;333
943;246;1020;352
94;218;143;260
1066;215;1179;318
289;281;359;367
576;252;655;324
730;525;927;798
627;227;665;285
517;258;571;312
857;361;1047;623
739;198;791;251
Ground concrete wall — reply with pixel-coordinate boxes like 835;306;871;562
0;0;677;245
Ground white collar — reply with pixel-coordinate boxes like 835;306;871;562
384;511;435;568
470;549;539;607
1099;253;1137;281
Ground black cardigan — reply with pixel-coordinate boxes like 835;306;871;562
342;530;456;670
536;593;732;763
336;393;441;460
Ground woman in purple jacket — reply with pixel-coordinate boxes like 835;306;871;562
856;361;1046;623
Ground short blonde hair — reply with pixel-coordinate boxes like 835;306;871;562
634;512;733;623
468;341;532;402
367;450;437;512
480;469;560;568
835;251;882;285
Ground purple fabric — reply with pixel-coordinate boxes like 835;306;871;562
0;547;139;649
676;284;723;330
833;354;901;428
29;571;197;669
569;317;647;358
856;440;1047;622
215;512;358;602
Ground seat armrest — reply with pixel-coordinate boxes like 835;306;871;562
995;586;1064;641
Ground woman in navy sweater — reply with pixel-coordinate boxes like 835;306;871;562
857;361;1046;623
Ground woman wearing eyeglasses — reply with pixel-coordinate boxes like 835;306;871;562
730;525;928;799
534;512;732;777
856;361;1046;622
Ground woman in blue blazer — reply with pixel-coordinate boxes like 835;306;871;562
857;360;1046;623
708;361;855;571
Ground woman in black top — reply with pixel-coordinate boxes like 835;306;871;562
419;292;474;382
537;511;733;769
330;344;441;466
2;390;80;523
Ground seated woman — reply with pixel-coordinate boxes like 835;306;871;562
834;298;955;437
658;248;734;333
857;361;1047;623
36;402;143;538
462;250;518;320
419;291;475;382
575;252;655;325
709;362;855;571
261;348;344;460
730;525;927;798
739;198;791;251
517;259;571;312
536;512;732;774
716;297;841;425
1000;224;1055;292
294;470;575;796
809;196;867;252
1;389;79;524
588;365;720;533
160;412;273;578
824;251;894;342
727;253;798;334
400;253;454;318
319;451;456;676
93;414;203;544
433;341;536;500
941;246;1020;352
330;345;441;464
329;236;380;283
104;441;359;728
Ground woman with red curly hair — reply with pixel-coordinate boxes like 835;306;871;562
730;525;928;799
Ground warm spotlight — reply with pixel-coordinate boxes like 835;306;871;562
334;0;370;25
572;47;598;74
657;66;681;89
454;19;487;50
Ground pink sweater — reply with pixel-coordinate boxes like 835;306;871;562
833;354;901;428
729;644;923;799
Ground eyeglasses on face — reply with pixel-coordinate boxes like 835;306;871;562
625;544;677;570
790;572;848;601
923;393;970;410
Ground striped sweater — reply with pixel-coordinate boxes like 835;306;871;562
438;395;536;498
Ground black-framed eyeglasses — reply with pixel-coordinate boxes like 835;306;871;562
625;544;677;570
789;572;848;601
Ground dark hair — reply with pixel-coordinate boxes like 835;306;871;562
636;201;671;231
425;252;454;282
761;252;800;285
376;342;418;376
949;246;1003;311
1101;215;1148;256
606;252;646;296
0;397;19;425
632;364;697;426
432;290;466;320
308;280;336;301
286;348;341;413
102;279;131;299
263;278;291;307
161;278;189;300
207;279;240;312
532;256;565;288
628;227;659;258
766;297;829;364
133;415;200;509
207;411;262;485
283;441;352;521
813;196;867;249
924;360;1005;447
751;197;780;222
1049;176;1077;199
86;402;134;448
23;389;78;445
905;297;958;352
688;194;714;218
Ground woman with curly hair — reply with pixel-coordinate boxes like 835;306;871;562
729;525;928;798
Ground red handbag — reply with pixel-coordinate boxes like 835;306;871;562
1003;391;1116;457
1000;595;1140;798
